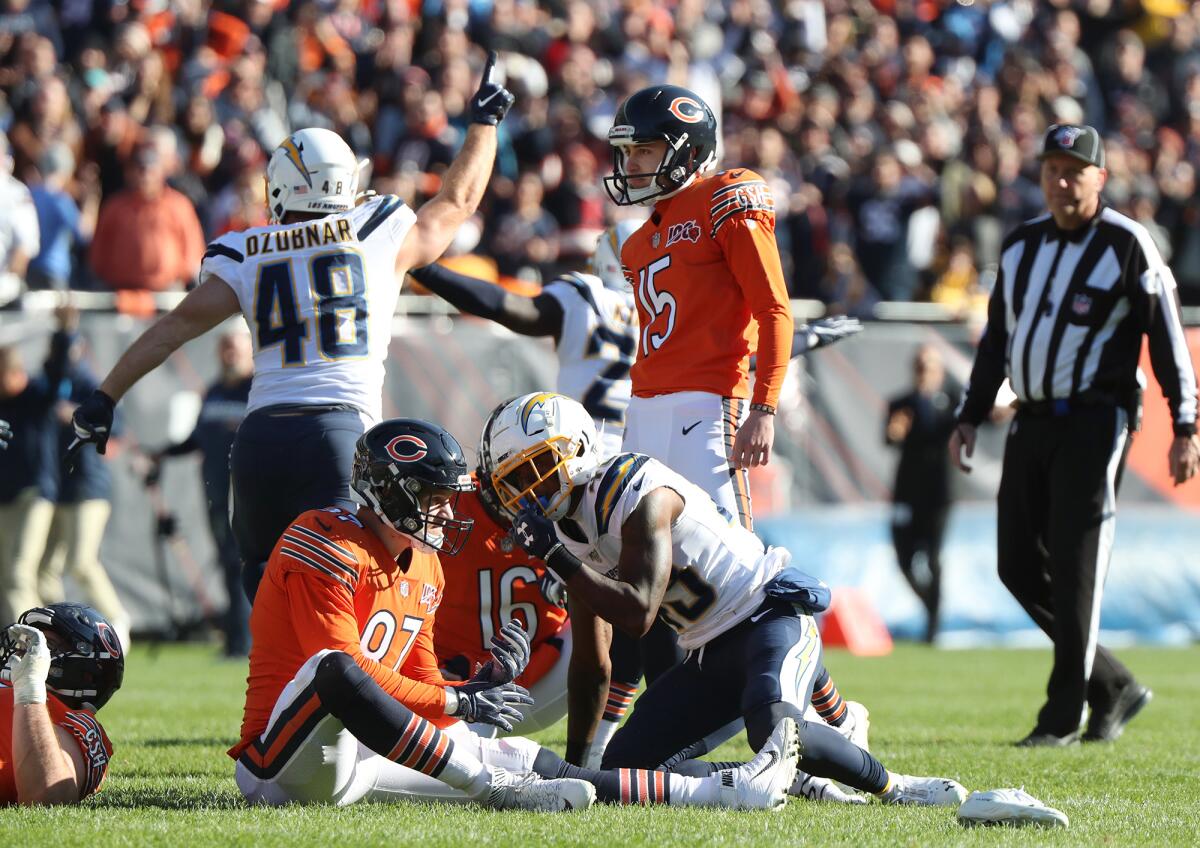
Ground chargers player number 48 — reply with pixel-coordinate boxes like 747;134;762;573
255;248;369;365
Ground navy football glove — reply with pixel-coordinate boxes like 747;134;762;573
67;390;115;459
510;506;559;560
470;619;531;684
469;51;515;126
0;419;11;450
451;681;533;732
805;316;863;351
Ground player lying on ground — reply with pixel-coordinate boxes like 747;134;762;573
230;417;802;810
481;392;968;806
0;603;123;805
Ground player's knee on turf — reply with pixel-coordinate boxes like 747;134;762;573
744;701;806;753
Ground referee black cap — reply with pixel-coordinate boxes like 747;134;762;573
1038;124;1105;169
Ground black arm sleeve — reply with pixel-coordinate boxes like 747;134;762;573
957;272;1010;426
408;264;563;337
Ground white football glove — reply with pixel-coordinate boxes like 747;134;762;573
6;624;50;705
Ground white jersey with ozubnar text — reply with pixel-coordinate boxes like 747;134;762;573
555;452;787;650
199;195;415;422
543;272;638;461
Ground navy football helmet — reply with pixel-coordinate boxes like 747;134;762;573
1;603;124;711
352;419;476;555
605;84;719;206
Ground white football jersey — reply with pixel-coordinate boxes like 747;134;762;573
543;272;638;460
555;452;786;649
199;195;415;422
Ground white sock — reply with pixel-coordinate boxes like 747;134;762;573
664;770;734;807
437;744;492;799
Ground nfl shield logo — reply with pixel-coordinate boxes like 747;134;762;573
399;581;410;598
1054;126;1083;148
651;232;661;249
1072;293;1092;316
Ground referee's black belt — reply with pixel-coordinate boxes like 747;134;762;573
1017;397;1117;418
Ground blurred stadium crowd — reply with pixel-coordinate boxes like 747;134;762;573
3;0;1200;312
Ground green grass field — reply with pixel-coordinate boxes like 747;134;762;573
3;643;1198;846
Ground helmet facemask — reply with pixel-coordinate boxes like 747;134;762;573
354;463;475;556
490;433;587;521
605;133;715;207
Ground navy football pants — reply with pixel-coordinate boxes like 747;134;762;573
230;406;364;601
602;601;887;792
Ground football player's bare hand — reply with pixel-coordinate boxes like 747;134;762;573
1168;434;1200;486
949;423;976;474
731;410;774;469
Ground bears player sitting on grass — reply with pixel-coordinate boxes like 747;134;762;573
0;603;123;805
230;417;802;811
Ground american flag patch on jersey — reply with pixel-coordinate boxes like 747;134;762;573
710;180;775;238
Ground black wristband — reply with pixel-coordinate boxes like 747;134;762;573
749;402;775;415
544;543;583;582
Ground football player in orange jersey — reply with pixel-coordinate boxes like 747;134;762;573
434;471;572;738
0;602;123;805
601;85;866;755
605;84;792;533
230;418;802;811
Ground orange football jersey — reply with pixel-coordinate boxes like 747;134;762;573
0;685;113;802
622;168;793;408
435;488;569;688
231;506;452;762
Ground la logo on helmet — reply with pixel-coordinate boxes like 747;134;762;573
385;435;428;463
668;97;705;124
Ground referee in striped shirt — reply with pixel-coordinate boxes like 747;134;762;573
950;124;1200;747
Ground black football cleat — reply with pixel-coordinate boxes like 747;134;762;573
1015;729;1080;748
1083;684;1152;743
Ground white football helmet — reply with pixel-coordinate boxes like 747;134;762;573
589;219;642;292
479;392;600;521
265;128;360;223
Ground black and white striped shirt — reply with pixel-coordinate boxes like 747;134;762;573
958;206;1198;436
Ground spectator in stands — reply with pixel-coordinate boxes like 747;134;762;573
0;306;74;625
36;341;132;652
845;149;934;302
88;143;205;291
27;144;100;291
152;328;254;659
885;345;960;644
0;130;39;306
488;170;559;279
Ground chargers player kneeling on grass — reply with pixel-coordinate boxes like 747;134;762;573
481;392;969;807
0;603;123;805
230;417;801;810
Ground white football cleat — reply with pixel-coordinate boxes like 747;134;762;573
721;717;801;810
789;771;868;804
957;788;1068;828
881;773;969;806
840;701;870;751
486;768;595;811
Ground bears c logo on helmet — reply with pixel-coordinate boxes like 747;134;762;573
668;97;705;124
385;435;429;463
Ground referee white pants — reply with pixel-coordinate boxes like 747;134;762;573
235;651;545;806
622;392;752;529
